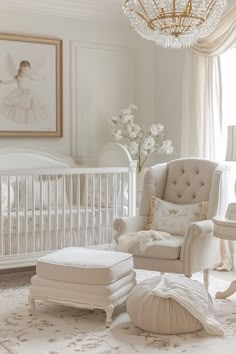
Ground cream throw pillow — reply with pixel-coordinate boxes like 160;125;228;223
146;197;208;236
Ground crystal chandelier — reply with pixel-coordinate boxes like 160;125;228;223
123;0;226;48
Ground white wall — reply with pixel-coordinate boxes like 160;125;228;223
150;46;186;165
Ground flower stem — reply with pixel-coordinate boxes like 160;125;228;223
140;154;149;171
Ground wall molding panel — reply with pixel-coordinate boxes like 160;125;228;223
70;40;136;164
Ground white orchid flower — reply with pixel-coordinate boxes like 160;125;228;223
112;129;123;141
150;123;164;136
142;136;155;150
121;107;132;116
126;124;133;133
133;124;142;134
129;132;137;140
160;140;174;154
120;114;134;124
129;141;139;156
110;105;173;172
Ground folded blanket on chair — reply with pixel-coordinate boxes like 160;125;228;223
116;230;172;253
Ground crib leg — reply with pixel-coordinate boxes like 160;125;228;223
28;293;36;316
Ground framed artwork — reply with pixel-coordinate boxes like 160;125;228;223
0;33;62;137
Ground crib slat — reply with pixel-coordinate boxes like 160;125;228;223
63;175;66;248
120;173;124;216
55;175;59;250
32;176;36;252
113;174;116;243
85;174;88;246
0;177;3;256
8;177;11;256
24;177;28;253
69;174;73;246
16;176;19;254
91;174;95;246
76;174;80;246
105;174;109;244
98;174;102;245
40;176;44;251
48;176;51;250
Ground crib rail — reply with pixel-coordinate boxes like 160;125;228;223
0;165;136;268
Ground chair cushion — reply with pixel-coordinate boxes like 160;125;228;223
36;247;134;285
116;233;184;260
146;197;208;236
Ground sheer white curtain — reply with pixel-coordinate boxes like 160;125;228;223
182;5;236;160
181;5;236;270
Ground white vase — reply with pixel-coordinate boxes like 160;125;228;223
136;167;148;206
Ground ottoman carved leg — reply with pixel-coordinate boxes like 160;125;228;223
28;293;36;316
105;304;114;328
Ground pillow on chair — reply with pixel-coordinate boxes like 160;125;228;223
146;197;208;236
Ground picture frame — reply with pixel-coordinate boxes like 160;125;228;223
0;33;62;137
225;203;236;220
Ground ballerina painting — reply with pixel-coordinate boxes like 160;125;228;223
0;56;47;124
0;33;62;137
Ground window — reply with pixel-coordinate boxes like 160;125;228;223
220;47;236;156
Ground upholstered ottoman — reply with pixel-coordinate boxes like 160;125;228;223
28;247;136;327
127;275;223;336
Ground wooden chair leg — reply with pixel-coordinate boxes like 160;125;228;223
203;269;210;290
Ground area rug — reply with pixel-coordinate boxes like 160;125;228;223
0;270;236;354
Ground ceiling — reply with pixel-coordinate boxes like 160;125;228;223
0;0;127;25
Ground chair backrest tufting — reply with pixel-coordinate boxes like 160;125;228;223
163;159;217;204
139;158;229;219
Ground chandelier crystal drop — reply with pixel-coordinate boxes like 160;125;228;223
123;0;226;48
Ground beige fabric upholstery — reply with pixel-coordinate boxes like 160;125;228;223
31;270;136;297
114;158;230;279
127;276;202;334
30;247;136;327
37;247;134;285
31;271;136;307
123;234;183;260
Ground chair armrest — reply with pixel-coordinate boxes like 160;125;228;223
113;216;149;242
181;219;215;267
186;219;214;238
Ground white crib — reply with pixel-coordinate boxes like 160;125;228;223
0;143;137;269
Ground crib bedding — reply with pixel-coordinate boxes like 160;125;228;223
0;208;124;256
0;227;114;256
0;206;127;235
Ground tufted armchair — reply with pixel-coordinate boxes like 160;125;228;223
113;158;230;288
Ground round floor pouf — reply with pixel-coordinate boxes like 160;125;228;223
127;276;203;335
